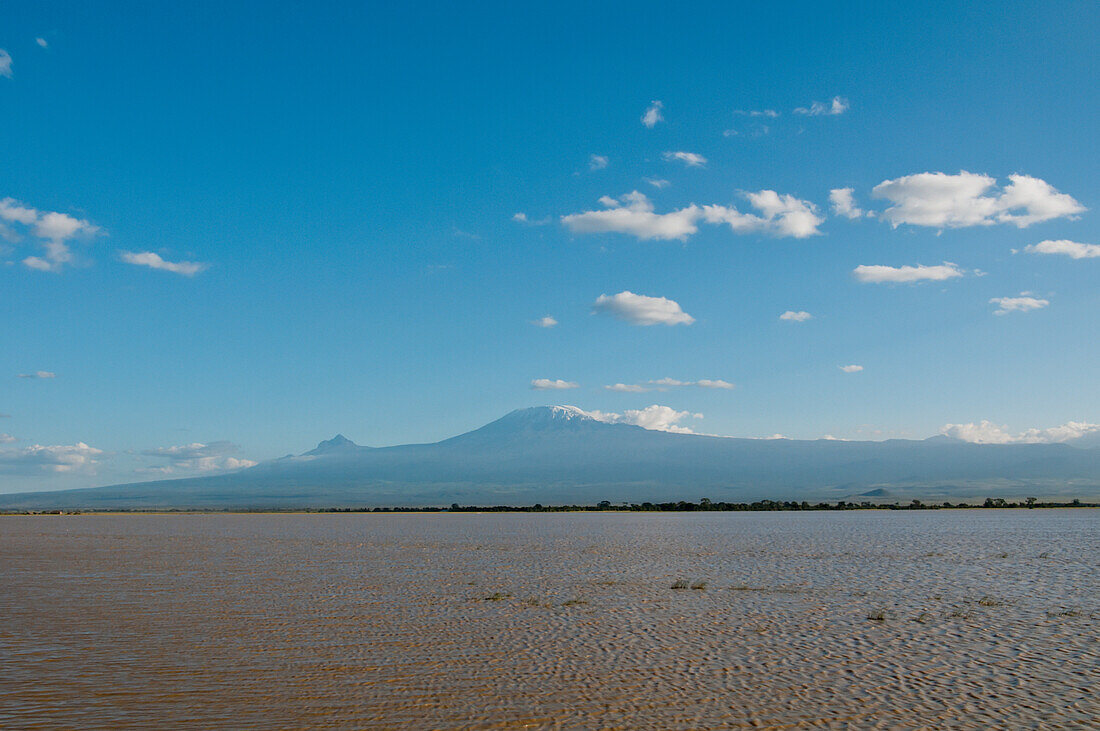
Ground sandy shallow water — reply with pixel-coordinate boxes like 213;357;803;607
1;510;1097;729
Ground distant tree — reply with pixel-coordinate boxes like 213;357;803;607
597;500;611;509
1025;497;1037;509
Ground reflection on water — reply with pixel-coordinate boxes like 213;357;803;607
1;511;1097;728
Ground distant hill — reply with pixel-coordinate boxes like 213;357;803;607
2;406;1099;509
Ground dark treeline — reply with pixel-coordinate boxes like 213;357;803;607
6;497;1094;515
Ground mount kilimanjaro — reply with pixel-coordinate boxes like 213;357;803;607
2;405;1099;509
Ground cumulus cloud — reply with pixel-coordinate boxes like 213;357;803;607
562;191;701;241
1024;239;1100;259
531;315;558;328
990;294;1049;315
592;291;695;326
641;100;664;128
662;151;707;167
702;190;824;238
605;383;651;393
589;154;608;171
853;262;964;283
829;188;866;219
584;405;703;434
120;251;207;276
0;442;104;473
940;420;1099;445
0;50;11;78
779;310;812;322
644;178;670;189
531;378;579;390
0;197;101;271
795;96;848;116
17;370;56;379
142;441;256;473
872;172;1085;229
839;364;863;373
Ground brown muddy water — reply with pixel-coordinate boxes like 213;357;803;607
1;511;1097;729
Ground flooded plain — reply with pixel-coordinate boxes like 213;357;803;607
1;510;1097;729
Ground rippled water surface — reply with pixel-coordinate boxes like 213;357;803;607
1;511;1097;729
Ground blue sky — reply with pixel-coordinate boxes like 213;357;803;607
2;0;1098;491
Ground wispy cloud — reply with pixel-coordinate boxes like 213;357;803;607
592;291;695;326
0;433;15;444
589;154;608;171
795;96;848;116
120;251;207;276
872;172;1085;229
531;315;558;328
643;178;670;189
0;50;12;78
36;38;48;49
733;108;779;118
662;151;707;167
641;100;664;128
990;294;1049;315
1024;239;1100;259
839;364;863;373
853;262;964;283
531;378;579;390
17;370;56;379
142;441;256;472
941;420;1098;444
779;310;812;322
605;378;733;392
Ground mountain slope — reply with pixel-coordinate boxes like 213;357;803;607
2;406;1099;509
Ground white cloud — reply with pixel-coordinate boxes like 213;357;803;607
733;109;779;118
872;172;1085;229
531;378;579;390
531;315;558;328
779;310;812;322
644;178;670;189
694;379;734;389
829;188;866;219
0;198;101;271
702;190;824;238
17;370;56;379
641;100;664;128
662;151;707;167
563;191;701;241
512;212;528;223
0;50;11;78
839;365;863;373
592;290;695;326
0;442;103;473
589;154;608;171
36;38;48;49
853;261;964;283
584;405;702;434
142;441;256;472
120;251;207;276
605;383;652;393
990;294;1049;315
941;420;1099;445
795;96;848;116
0;433;15;444
1024;239;1100;259
512;212;550;225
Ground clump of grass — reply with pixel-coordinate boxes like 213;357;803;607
690;581;708;591
949;608;973;619
730;584;752;591
483;592;511;601
670;580;690;590
562;599;588;607
867;610;887;622
912;612;932;623
977;596;1005;607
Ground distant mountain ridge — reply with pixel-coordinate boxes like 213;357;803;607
2;406;1099;509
